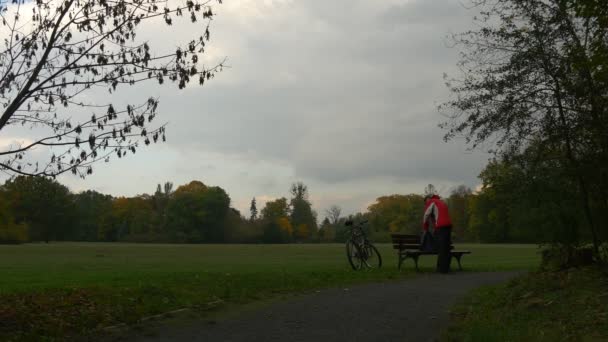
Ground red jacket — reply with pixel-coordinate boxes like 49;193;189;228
423;195;452;231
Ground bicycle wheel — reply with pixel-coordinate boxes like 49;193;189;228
346;239;363;270
363;243;382;269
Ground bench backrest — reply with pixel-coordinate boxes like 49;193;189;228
390;234;420;250
390;233;456;251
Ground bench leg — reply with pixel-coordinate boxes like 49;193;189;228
453;254;463;271
398;254;404;270
413;255;420;271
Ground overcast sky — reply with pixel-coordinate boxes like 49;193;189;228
1;0;491;216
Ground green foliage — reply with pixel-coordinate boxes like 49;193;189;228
262;220;290;243
0;177;241;244
261;198;290;221
3;176;74;242
368;194;425;234
468;153;587;245
165;182;231;243
441;0;608;257
0;193;28;244
258;197;292;243
289;182;317;241
447;186;472;241
72;191;113;241
152;182;173;230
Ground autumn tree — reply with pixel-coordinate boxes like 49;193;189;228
261;197;289;221
447;185;472;241
368;194;424;234
0;188;28;243
289;182;317;241
259;197;291;243
276;217;293;240
0;0;224;177
101;195;159;241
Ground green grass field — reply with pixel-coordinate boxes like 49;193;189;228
0;243;541;341
0;243;540;292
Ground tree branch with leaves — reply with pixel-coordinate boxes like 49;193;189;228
0;0;225;177
440;0;608;256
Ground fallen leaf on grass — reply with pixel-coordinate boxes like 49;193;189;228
524;297;545;308
520;291;534;299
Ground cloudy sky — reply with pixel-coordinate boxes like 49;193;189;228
2;0;491;216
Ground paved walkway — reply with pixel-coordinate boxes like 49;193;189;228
120;272;519;342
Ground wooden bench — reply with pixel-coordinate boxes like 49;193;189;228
390;233;471;271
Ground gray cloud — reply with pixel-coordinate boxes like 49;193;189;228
2;0;488;215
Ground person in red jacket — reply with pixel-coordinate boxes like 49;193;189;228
423;194;453;273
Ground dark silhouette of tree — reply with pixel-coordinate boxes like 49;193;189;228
250;197;257;221
440;0;608;255
3;175;74;242
324;205;341;224
165;181;230;242
72;190;112;241
289;182;317;241
0;0;225;178
0;187;28;243
153;181;173;228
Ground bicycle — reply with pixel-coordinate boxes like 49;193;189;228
344;220;382;270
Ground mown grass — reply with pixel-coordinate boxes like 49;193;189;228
443;266;608;341
0;242;540;341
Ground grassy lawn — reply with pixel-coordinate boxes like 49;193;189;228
0;242;540;341
443;266;608;341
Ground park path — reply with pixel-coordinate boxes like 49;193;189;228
118;271;520;342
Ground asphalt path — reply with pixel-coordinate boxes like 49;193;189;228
116;271;520;342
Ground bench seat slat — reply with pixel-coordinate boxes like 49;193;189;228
392;244;421;249
392;239;419;243
399;250;471;255
390;233;472;271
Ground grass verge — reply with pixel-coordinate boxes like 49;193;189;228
443;266;608;341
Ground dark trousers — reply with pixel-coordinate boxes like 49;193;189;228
436;226;452;273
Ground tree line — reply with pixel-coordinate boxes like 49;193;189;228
2;169;581;245
0;177;322;244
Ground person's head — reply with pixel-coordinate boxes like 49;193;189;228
424;184;438;204
424;193;440;204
